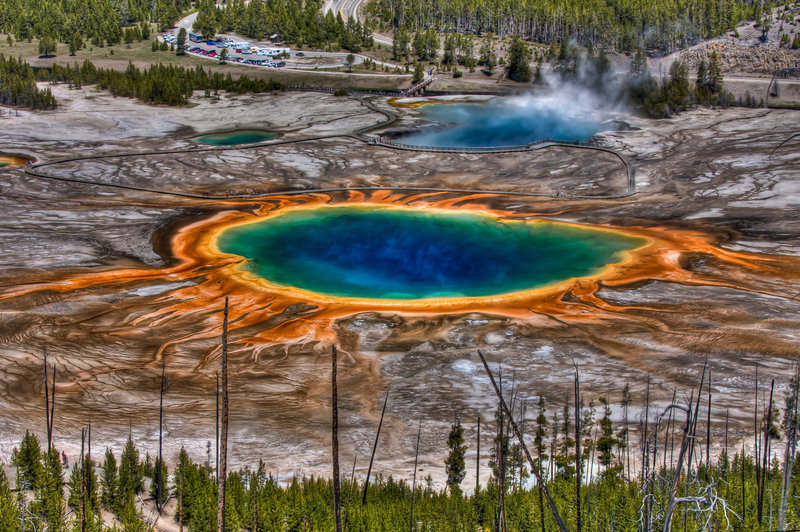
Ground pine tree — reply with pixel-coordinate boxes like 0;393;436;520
118;436;143;507
175;447;191;528
11;430;43;491
534;396;548;531
39;449;66;531
101;448;119;513
151;457;169;506
506;36;531;82
68;453;102;530
0;468;17;529
69;32;83;56
177;27;187;55
412;62;424;83
707;51;723;96
596;396;620;476
628;47;649;82
445;416;467;495
695;59;708;101
119;494;149;531
193;0;219;39
38;36;57;57
666;60;690;111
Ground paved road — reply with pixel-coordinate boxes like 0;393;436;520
324;0;394;46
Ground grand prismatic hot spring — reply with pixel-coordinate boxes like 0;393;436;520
215;206;647;300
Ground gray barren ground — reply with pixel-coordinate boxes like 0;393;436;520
0;86;797;490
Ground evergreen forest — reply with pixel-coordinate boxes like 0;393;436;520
0;54;56;108
3;349;799;531
0;0;187;45
368;0;772;52
0;55;282;108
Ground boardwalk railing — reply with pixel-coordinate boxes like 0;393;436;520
361;137;598;153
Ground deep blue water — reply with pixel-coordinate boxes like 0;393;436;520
397;98;603;148
217;206;645;300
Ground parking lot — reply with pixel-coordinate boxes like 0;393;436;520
161;33;289;68
158;29;377;72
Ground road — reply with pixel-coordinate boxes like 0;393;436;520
323;0;394;46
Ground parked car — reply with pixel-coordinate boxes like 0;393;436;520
295;52;305;57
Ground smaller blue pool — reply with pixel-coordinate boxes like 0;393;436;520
396;97;604;148
192;130;276;146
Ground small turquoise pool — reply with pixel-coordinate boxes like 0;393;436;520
192;130;276;146
216;206;645;300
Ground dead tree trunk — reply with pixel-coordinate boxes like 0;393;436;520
80;427;86;532
754;365;760;511
362;390;389;505
643;375;651;531
44;348;51;452
779;363;799;531
252;472;258;532
669;388;677;473
216;373;220;481
664;388;676;471
477;351;567;532
409;420;421;532
574;368;582;532
757;379;775;525
683;360;707;532
49;364;55;452
642;375;650;483
705;371;711;481
496;374;507;532
157;354;166;514
724;408;729;478
217;297;229;532
332;345;342;532
476;417;480;491
741;441;746;522
662;400;692;532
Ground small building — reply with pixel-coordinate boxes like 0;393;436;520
269;34;280;42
